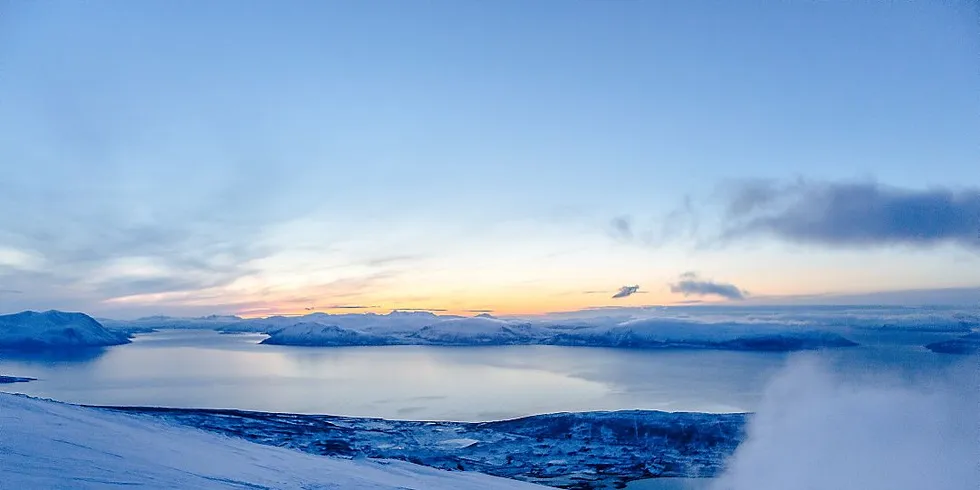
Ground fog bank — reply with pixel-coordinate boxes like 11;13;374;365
713;356;979;490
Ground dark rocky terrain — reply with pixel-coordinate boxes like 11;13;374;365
102;406;746;489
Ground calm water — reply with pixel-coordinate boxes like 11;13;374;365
0;329;962;421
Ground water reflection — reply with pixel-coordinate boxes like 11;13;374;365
0;346;110;364
0;329;956;421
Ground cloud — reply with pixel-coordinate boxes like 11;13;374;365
721;180;980;249
608;216;634;242
609;196;700;247
390;308;449;312
612;285;640;299
669;272;746;300
0;246;45;272
714;358;978;490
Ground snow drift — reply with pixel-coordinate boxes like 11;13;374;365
0;393;547;490
0;310;130;349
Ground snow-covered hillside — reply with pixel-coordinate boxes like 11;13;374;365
101;305;980;352
261;322;393;346
256;314;856;351
99;314;245;334
0;310;130;349
925;332;980;355
0;393;548;490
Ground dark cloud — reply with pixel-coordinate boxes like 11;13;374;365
669;272;746;300
326;305;379;309
464;309;495;313
721;180;980;249
612;285;640;299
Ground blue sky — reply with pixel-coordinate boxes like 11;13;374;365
1;1;978;317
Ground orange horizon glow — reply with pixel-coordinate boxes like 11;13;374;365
232;293;730;319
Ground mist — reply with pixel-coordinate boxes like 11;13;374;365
712;357;979;490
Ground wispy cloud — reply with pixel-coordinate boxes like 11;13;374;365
720;180;980;249
0;246;45;272
609;196;699;247
391;308;449;312
669;272;746;300
609;216;633;242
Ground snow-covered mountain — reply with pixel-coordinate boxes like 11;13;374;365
261;322;393;346
99;314;245;334
256;314;857;351
100;305;980;352
408;317;545;345
0;393;548;490
238;310;466;336
925;332;980;355
0;310;130;349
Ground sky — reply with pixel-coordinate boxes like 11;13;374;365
1;1;978;318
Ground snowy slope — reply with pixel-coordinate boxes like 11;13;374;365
0;310;130;349
0;393;548;490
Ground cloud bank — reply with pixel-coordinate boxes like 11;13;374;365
713;358;979;490
669;272;746;300
721;180;980;249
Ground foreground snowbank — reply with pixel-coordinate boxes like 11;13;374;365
0;393;547;490
0;310;130;349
